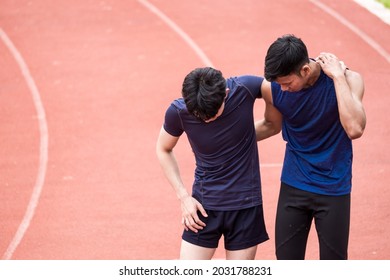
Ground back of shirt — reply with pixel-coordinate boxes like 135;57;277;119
271;71;353;195
163;75;264;210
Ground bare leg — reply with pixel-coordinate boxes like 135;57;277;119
226;245;258;260
180;240;216;260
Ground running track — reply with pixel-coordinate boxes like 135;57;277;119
1;0;389;260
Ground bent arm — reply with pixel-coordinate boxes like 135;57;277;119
334;70;366;139
317;53;366;139
156;127;189;200
255;80;282;141
156;127;207;232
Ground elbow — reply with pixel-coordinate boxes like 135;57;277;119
255;123;281;141
156;144;173;160
348;129;364;140
344;114;366;140
274;125;282;135
269;123;282;137
346;124;365;140
156;143;166;160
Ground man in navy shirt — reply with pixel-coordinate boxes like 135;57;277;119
156;67;281;259
255;34;366;259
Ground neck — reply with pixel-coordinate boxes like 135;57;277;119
305;61;321;88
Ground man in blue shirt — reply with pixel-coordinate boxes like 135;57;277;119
156;67;280;259
256;34;366;259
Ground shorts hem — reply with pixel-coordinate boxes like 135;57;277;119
182;235;218;249
225;234;269;251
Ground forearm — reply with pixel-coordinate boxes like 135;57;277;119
156;149;190;200
255;119;281;141
156;148;207;233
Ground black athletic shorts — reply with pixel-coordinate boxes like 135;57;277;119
182;205;269;251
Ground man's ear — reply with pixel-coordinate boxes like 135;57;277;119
226;88;230;97
300;64;311;77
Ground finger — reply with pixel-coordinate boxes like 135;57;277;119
186;204;207;228
321;52;336;59
185;218;200;233
191;214;206;229
181;218;188;231
315;54;326;63
339;60;348;72
188;216;205;230
197;204;208;218
316;57;325;65
319;52;330;59
192;215;206;228
339;60;347;67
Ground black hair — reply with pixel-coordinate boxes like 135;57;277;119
182;67;226;121
264;34;310;81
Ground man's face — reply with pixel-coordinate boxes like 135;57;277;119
275;73;306;92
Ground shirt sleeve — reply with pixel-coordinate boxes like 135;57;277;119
271;81;282;110
163;102;184;137
237;75;264;99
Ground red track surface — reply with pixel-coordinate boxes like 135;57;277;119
0;0;389;260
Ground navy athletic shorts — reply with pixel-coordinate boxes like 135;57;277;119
182;205;269;251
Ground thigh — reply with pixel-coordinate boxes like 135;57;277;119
314;193;350;260
226;245;258;260
275;183;313;260
180;240;216;260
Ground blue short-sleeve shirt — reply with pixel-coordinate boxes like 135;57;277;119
163;75;264;210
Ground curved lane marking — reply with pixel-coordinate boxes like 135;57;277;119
0;28;49;260
311;0;390;64
137;0;214;67
137;0;282;169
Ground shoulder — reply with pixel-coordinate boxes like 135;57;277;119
171;98;186;109
260;79;274;104
228;75;263;87
165;98;186;122
346;69;363;83
227;75;264;99
164;99;186;137
165;98;186;115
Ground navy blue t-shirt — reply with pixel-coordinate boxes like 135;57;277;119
163;75;264;210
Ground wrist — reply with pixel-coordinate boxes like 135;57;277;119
332;72;346;82
176;189;190;201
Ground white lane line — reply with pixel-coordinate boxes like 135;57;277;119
0;28;49;260
354;0;390;25
310;0;390;64
137;0;282;168
137;0;214;67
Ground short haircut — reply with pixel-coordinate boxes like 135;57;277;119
182;67;226;121
264;34;310;81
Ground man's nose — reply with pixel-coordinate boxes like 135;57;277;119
281;85;289;91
